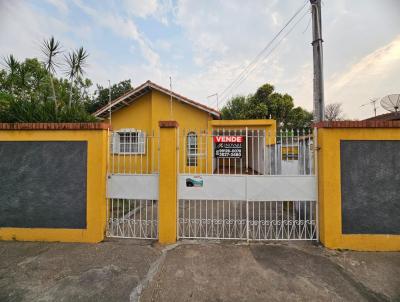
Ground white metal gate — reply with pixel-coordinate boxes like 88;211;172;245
106;130;159;239
178;128;317;241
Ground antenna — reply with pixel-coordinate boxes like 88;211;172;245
207;93;219;110
360;98;378;117
381;94;400;113
108;80;112;125
169;76;173;119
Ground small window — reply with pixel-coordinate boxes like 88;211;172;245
112;129;146;154
187;132;197;166
282;146;298;160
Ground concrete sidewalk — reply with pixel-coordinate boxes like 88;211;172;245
0;240;399;302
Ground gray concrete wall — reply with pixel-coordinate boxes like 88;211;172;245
340;140;400;234
0;141;87;229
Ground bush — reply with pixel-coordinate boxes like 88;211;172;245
0;97;97;123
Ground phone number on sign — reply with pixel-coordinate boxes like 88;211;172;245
215;149;242;158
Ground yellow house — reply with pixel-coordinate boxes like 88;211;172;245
94;80;276;175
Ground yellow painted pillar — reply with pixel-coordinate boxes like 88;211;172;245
158;121;178;244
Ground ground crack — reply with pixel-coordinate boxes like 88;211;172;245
130;243;180;302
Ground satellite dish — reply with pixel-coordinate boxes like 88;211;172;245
381;94;400;112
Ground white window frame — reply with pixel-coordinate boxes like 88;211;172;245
186;131;198;166
111;129;146;155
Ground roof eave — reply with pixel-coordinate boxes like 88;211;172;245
94;81;221;119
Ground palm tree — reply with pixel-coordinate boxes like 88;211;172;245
2;55;19;94
65;51;77;106
64;47;88;106
41;36;62;102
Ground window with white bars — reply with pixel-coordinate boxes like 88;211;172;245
112;129;146;154
187;132;197;166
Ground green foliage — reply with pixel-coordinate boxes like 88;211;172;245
0;57;95;122
0;98;96;123
0;50;131;122
221;83;312;129
41;36;62;74
219;96;248;120
86;79;133;113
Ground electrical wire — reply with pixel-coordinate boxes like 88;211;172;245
219;0;308;101
218;0;309;105
220;8;310;106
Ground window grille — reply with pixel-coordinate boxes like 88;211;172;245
187;132;197;166
111;129;146;154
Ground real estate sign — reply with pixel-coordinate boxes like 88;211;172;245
214;136;244;158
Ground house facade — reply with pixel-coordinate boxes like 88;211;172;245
94;80;276;175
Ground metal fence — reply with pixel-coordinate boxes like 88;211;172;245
178;199;317;240
106;130;160;239
109;130;160;175
106;198;158;239
179;128;314;175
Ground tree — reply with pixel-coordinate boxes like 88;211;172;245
2;55;19;93
220;83;313;129
41;36;62;102
0;57;95;122
65;51;77;106
220;96;248;120
86;79;133;113
0;58;51;102
286;106;313;129
0;36;130;122
324;103;344;121
65;47;89;106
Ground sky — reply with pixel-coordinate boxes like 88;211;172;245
0;0;399;119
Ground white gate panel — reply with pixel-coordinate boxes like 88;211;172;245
107;174;159;200
179;175;246;200
281;161;299;175
247;175;316;201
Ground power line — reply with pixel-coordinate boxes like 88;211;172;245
220;5;310;105
219;6;310;106
223;9;310;104
218;0;309;104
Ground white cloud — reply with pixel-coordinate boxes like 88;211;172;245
123;0;158;18
155;39;171;51
2;0;399;120
328;36;400;94
73;0;160;67
0;1;73;68
271;12;281;26
171;0;312;107
122;0;173;25
326;35;400;119
45;0;69;14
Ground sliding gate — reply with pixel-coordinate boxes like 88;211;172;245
178;129;317;241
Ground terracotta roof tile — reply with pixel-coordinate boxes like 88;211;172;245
94;80;221;118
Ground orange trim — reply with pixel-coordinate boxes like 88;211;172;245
314;120;400;128
0;123;111;130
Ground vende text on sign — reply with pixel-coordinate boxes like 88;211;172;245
213;136;244;143
214;136;244;158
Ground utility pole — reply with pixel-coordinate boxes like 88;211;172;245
311;0;325;122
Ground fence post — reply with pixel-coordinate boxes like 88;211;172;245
158;121;179;244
